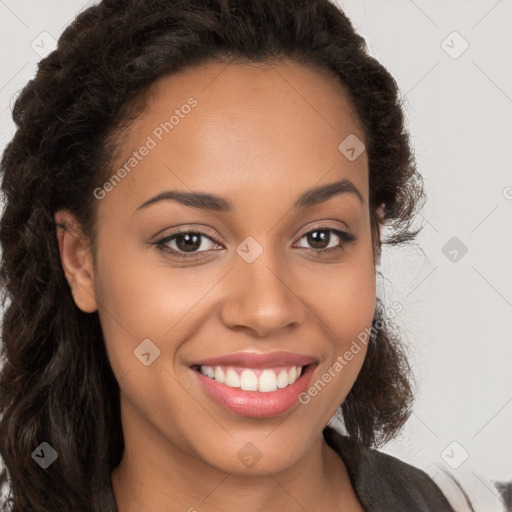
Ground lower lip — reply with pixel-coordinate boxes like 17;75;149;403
191;364;316;418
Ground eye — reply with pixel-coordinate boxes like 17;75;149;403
155;230;219;259
293;227;356;254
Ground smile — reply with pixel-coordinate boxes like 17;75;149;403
190;363;317;418
193;364;304;392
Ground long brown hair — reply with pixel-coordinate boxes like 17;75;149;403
0;0;425;509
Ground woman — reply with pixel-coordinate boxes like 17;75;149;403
0;0;474;510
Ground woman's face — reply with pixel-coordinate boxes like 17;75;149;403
62;59;378;475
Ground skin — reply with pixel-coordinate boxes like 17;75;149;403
55;59;384;511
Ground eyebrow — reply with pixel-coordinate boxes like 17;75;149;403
135;178;364;213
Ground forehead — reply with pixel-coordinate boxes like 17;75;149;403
99;58;368;216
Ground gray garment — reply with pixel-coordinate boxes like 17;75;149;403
323;426;456;511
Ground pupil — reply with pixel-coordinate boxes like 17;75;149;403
308;230;329;249
177;233;200;252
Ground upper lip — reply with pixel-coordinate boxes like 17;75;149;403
190;351;318;369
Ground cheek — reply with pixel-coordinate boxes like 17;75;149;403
300;245;376;407
92;232;234;397
331;264;376;344
92;241;207;438
334;261;375;373
304;241;376;344
95;219;218;333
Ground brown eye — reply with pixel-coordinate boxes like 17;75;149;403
295;228;356;252
303;230;331;250
155;230;218;258
174;233;202;252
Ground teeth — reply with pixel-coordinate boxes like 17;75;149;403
288;366;297;384
277;369;289;388
240;369;258;391
214;366;225;384
259;369;278;392
200;366;215;378
224;368;240;388
198;365;305;392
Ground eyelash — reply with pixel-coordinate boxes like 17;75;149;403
154;227;357;260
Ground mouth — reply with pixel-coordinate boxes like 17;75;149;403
189;354;318;418
190;363;311;392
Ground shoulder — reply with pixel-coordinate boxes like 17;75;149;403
323;426;456;512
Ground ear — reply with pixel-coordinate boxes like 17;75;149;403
54;209;98;313
373;202;386;267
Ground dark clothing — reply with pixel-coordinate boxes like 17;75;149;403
323;426;456;511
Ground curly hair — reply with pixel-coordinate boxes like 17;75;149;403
0;0;426;510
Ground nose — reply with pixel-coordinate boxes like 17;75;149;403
219;245;306;338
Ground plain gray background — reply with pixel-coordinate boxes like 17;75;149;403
0;1;511;510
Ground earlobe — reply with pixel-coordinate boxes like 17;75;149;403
54;210;98;313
